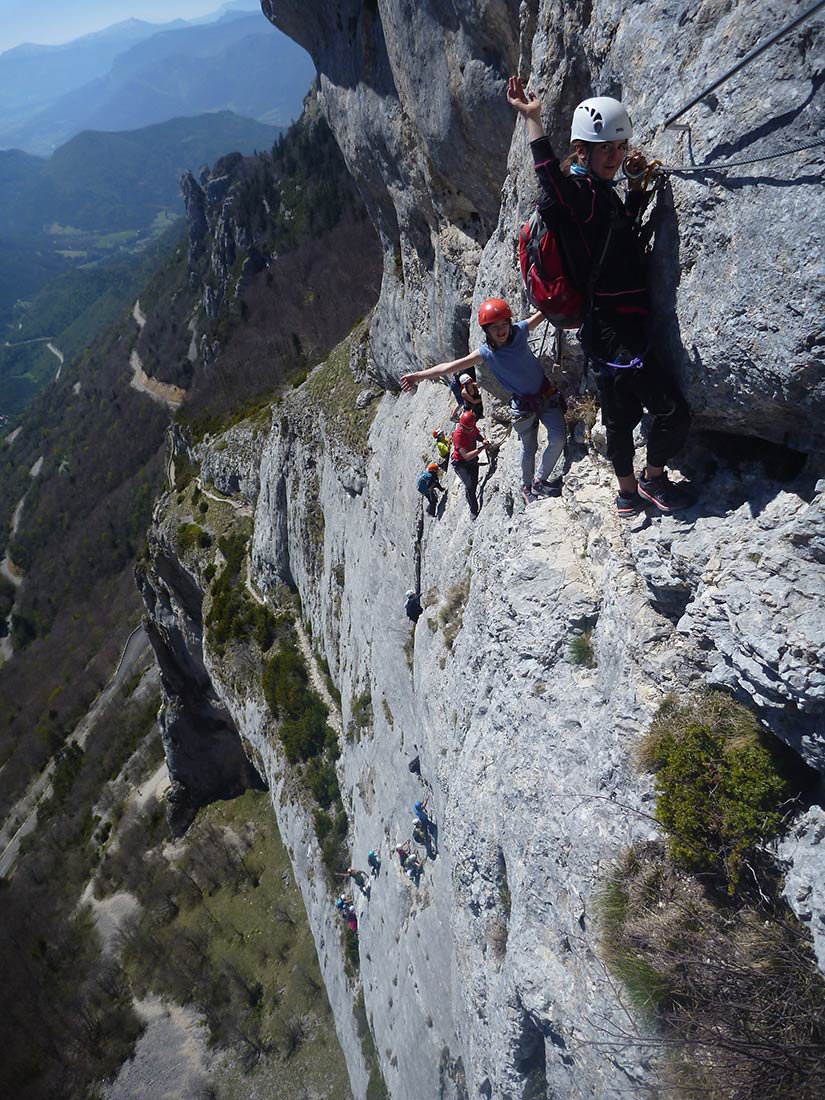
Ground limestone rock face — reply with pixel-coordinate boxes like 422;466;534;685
136;523;266;837
263;0;824;452
261;0;521;389
139;2;825;1097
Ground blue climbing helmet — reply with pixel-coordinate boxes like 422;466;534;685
335;897;344;910
414;800;424;812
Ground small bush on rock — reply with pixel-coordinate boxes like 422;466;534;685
569;630;596;668
638;691;791;893
177;522;209;553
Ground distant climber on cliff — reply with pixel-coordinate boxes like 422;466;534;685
405;590;423;623
460;373;485;421
396;842;425;885
449;410;491;518
404;853;424;885
367;849;381;876
507;75;694;516
413;797;438;857
432;428;451;470
449;365;476;421
417;462;446;516
401;303;565;506
335;866;370;895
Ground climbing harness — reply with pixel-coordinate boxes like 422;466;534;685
583;348;647;376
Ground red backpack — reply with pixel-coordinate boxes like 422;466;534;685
518;209;585;329
519;210;613;330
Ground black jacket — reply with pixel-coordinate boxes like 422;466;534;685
530;136;650;313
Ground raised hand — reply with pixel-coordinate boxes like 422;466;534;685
507;75;541;120
507;75;544;138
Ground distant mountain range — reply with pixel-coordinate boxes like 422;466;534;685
0;7;314;155
0;110;281;337
0;111;281;239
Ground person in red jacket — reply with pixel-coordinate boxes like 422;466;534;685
507;76;693;517
450;410;490;518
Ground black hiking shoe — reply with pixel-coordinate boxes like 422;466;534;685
637;472;694;514
533;476;562;498
616;490;644;517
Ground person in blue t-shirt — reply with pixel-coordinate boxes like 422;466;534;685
401;299;565;504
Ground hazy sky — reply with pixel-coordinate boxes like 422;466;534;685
0;1;262;54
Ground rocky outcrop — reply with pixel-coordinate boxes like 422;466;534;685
180;170;208;268
139;3;825;1097
137;524;266;836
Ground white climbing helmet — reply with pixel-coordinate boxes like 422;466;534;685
571;97;632;143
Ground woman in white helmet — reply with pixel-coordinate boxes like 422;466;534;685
507;76;693;517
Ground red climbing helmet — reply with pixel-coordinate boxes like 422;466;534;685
427;462;439;472
432;429;440;438
478;298;512;327
459;410;477;428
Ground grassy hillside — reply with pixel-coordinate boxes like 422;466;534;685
0;221;184;420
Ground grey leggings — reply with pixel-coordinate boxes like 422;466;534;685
512;404;566;486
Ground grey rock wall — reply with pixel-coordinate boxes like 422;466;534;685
263;0;825;451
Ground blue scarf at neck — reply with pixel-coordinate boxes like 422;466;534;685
571;163;619;187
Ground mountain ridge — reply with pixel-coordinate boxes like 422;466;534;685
0;9;313;155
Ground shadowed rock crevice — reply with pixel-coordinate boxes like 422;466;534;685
514;1007;549;1100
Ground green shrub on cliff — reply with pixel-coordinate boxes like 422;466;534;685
176;522;211;553
262;634;349;881
206;531;279;653
638;691;791;893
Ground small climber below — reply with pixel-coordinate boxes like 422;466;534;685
460;373;484;421
404;853;425;885
401;300;565;505
413;797;438;857
404;589;423;623
450;410;491;518
397;842;425;885
335;866;370;895
432;428;451;470
417;462;447;516
367;849;381;877
335;894;354;915
506;75;693;516
449;365;477;421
